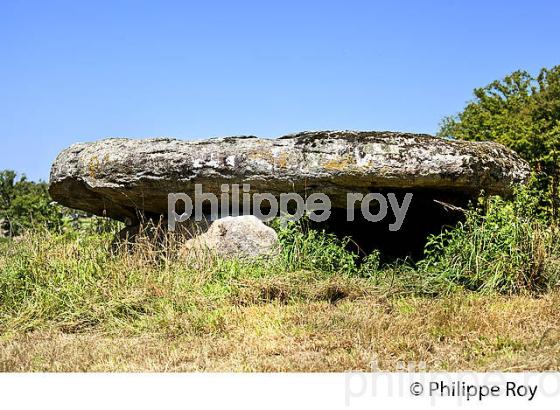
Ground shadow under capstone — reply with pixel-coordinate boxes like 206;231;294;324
311;189;469;263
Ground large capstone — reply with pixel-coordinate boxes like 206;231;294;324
49;130;530;260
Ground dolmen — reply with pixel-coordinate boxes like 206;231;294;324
49;131;530;260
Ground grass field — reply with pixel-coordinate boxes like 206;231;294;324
1;214;559;371
2;292;560;371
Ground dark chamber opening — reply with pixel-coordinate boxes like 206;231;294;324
309;189;469;263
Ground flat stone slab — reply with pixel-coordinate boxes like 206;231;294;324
49;130;530;221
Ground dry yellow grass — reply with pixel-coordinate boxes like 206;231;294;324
2;291;560;372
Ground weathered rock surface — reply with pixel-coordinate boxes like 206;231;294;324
179;215;279;260
49;130;530;221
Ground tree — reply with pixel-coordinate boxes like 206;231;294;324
0;170;64;235
438;66;560;218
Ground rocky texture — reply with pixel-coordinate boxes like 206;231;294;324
49;131;531;222
179;215;279;260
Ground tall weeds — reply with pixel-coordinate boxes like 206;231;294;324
420;188;560;294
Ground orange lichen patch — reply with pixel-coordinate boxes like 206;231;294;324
87;156;100;179
322;157;354;171
273;152;289;169
247;151;274;164
86;154;112;179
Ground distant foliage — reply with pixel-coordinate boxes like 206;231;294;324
0;170;65;235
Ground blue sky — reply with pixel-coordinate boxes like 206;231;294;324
1;0;559;181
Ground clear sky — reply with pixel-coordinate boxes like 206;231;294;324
1;0;559;181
